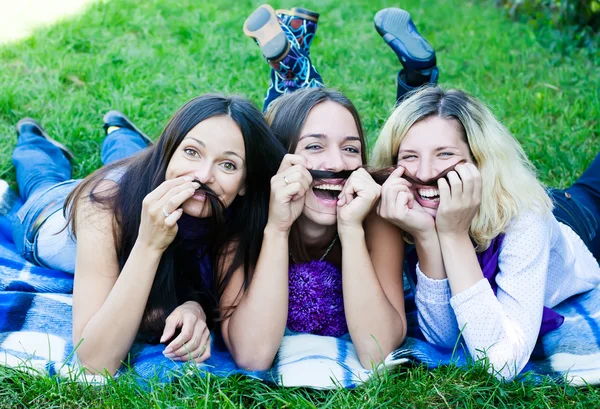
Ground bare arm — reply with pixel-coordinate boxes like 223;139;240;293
219;154;312;371
219;227;290;371
339;212;407;369
72;177;200;375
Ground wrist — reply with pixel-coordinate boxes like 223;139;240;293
437;230;471;242
132;240;165;259
412;227;439;243
264;223;290;239
337;223;364;239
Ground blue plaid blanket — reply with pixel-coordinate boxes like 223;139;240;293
1;186;599;388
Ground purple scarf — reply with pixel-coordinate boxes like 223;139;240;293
175;213;212;288
408;235;564;338
287;260;348;337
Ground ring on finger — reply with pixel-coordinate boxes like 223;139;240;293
284;176;290;185
162;206;171;218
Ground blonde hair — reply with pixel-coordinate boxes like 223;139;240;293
371;86;552;250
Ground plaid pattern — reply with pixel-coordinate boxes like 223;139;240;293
1;193;599;388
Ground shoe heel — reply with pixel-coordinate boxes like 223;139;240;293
374;8;435;69
244;4;290;61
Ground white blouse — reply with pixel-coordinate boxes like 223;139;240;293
415;211;600;380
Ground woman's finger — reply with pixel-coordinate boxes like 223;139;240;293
160;313;181;344
445;171;463;203
158;187;197;216
277;154;312;174
144;176;196;204
338;178;356;207
437;177;452;210
455;164;474;204
193;331;212;363
469;163;482;204
164;208;184;227
164;316;196;356
179;327;211;362
390;166;406;178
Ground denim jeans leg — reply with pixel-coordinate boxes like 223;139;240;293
101;128;148;165
12;130;71;202
565;152;600;259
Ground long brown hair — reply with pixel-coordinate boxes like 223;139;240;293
65;94;282;335
264;88;366;262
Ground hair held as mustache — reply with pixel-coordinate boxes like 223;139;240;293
308;160;467;186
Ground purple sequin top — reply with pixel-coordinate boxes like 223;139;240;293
287;260;348;337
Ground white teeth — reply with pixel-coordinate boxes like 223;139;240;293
314;184;343;191
418;189;440;199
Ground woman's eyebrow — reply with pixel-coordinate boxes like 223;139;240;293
343;136;361;142
186;137;205;146
298;134;361;142
223;151;245;163
435;146;460;151
299;133;325;141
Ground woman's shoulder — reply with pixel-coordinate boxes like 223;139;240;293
500;210;554;254
506;210;553;234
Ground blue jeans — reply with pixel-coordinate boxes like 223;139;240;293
11;127;148;272
550;152;600;261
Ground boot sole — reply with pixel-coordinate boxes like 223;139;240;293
103;110;153;146
244;4;289;61
15;118;76;163
374;8;434;63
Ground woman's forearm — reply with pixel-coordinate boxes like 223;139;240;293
225;226;290;370
438;232;483;295
339;225;406;368
414;230;447;280
75;242;162;375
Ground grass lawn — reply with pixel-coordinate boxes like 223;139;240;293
0;0;598;407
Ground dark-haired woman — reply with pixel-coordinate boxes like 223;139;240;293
10;94;281;375
216;5;438;371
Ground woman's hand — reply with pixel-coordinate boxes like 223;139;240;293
435;163;482;236
266;154;313;234
377;167;435;237
138;176;201;252
161;301;211;363
337;168;381;231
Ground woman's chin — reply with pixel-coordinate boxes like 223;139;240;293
423;206;438;218
181;202;210;219
301;207;338;227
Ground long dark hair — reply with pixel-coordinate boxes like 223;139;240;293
65;94;281;335
264;88;367;262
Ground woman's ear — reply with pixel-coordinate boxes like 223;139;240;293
238;185;246;196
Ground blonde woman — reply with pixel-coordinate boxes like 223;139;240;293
371;86;600;380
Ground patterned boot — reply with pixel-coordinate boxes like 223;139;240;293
276;7;319;57
244;4;323;111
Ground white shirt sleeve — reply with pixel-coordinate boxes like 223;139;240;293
450;211;551;380
415;264;462;348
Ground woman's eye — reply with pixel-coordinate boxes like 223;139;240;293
400;155;417;160
439;152;454;157
220;162;237;171
343;146;360;154
305;144;322;151
184;148;199;157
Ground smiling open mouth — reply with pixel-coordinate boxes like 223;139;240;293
418;188;440;202
313;184;342;201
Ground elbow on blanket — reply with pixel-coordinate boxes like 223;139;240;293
232;348;276;371
475;347;528;382
76;351;120;377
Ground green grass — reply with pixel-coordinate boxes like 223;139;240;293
0;0;598;406
1;363;599;408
